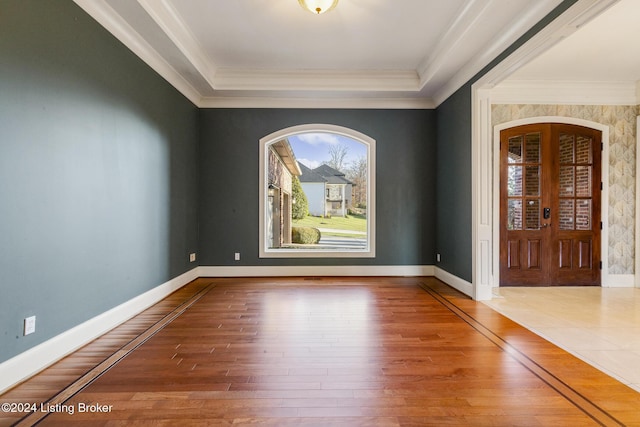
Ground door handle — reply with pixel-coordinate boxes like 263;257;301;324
543;207;551;219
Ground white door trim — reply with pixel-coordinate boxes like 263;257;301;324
636;116;640;288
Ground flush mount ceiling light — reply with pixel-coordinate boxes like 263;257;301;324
298;0;339;15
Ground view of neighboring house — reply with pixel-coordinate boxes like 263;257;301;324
298;162;354;217
267;140;301;248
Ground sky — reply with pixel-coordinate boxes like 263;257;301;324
288;133;367;170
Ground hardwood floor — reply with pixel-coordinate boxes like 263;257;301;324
1;277;639;426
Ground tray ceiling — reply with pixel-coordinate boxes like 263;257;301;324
74;0;575;107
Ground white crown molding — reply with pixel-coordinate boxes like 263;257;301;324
79;0;625;110
199;95;435;109
76;0;426;108
135;0;218;89
492;80;639;105
476;0;620;89
73;0;202;106
213;69;421;92
418;0;491;88
75;0;585;110
433;0;576;106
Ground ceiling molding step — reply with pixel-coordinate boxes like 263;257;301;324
212;69;421;92
491;80;638;105
465;0;571;77
476;0;620;88
73;0;202;106
434;0;573;106
198;96;435;110
135;0;218;89
418;0;491;88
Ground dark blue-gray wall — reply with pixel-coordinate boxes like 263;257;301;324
0;1;199;362
435;84;473;281
198;109;436;266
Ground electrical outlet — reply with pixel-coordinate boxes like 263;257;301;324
436;253;441;262
234;252;240;261
189;253;196;262
24;316;36;336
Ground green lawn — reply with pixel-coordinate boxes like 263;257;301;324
293;213;367;234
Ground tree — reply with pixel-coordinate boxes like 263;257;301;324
347;155;367;208
291;175;308;220
325;144;349;171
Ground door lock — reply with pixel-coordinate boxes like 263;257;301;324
543;207;551;219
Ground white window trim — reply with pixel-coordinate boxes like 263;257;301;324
259;124;376;258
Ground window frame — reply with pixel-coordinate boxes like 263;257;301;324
259;124;376;258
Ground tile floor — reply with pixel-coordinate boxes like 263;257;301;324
483;286;640;392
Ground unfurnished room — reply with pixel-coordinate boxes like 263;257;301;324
1;0;640;425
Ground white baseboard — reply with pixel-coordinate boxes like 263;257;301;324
0;267;199;394
434;267;473;298
197;265;435;277
605;274;636;288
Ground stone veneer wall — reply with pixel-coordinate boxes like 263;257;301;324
492;104;639;274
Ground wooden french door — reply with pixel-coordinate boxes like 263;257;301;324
500;124;601;286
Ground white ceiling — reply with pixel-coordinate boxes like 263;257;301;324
73;0;638;108
496;0;640;105
507;0;640;82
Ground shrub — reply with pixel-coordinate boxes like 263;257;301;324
291;176;308;220
292;227;321;244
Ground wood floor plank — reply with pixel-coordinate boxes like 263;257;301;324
2;277;639;426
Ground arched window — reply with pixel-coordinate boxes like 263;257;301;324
259;124;375;258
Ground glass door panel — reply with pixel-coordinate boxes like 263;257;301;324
506;133;542;231
559;132;594;232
